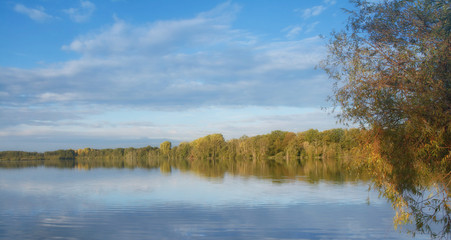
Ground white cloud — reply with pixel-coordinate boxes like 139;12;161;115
305;21;320;33
62;3;243;56
38;92;79;102
0;106;345;151
299;0;336;19
1;2;337;151
302;5;326;19
14;4;54;22
283;25;303;39
64;0;96;23
6;9;326;108
323;0;337;6
3;2;330;110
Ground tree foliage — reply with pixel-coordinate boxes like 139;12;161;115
160;141;172;156
320;0;450;238
0;128;364;182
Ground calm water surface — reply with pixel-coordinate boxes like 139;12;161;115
0;167;426;239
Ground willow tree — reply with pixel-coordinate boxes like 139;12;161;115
320;0;450;238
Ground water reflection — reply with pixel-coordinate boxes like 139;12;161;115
0;157;368;184
0;167;429;240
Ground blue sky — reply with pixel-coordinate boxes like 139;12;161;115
0;0;354;151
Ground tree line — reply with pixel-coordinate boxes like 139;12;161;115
0;128;366;182
0;128;360;165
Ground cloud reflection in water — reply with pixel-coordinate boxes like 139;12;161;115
0;167;427;240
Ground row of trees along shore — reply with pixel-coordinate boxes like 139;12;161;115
0;128;361;167
0;128;367;182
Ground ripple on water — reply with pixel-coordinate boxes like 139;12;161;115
0;167;429;240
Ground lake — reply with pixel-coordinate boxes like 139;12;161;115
0;165;427;239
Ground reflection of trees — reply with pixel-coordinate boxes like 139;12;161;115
401;184;450;238
0;159;76;169
159;161;172;174
0;154;365;184
351;128;451;239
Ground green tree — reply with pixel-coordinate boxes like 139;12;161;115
191;134;226;162
320;0;450;238
303;129;320;144
160;141;172;157
175;142;191;160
